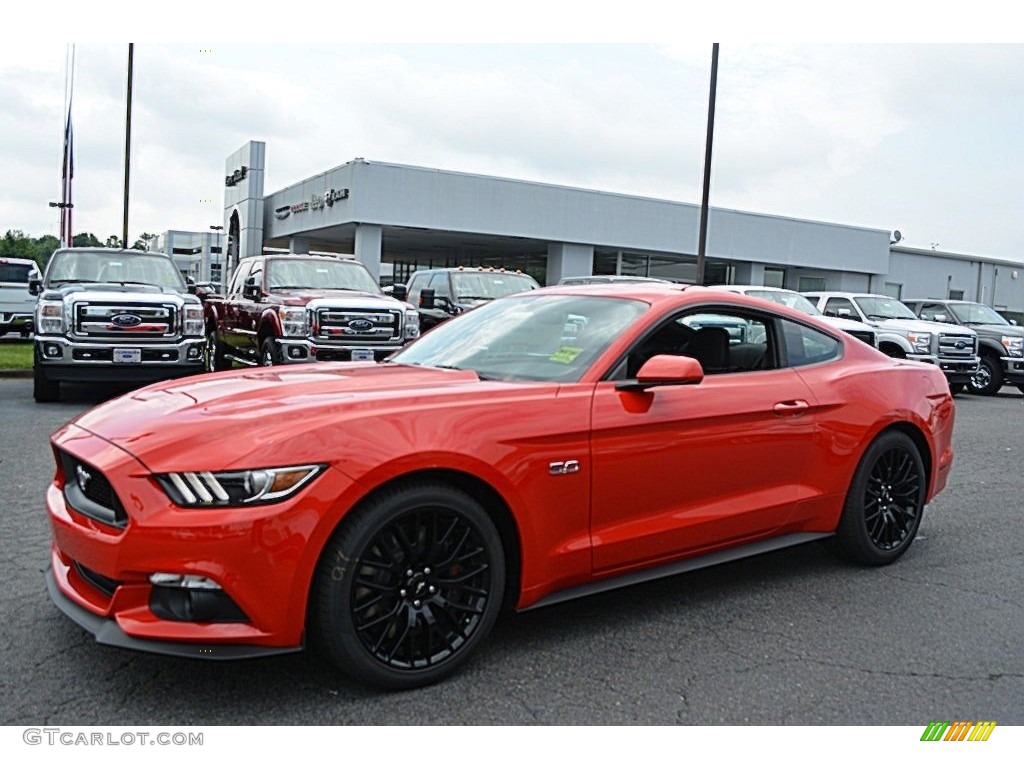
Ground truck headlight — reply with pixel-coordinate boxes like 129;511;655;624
906;332;931;354
183;305;204;337
1002;336;1024;358
404;309;420;340
279;307;309;338
36;299;65;335
158;464;326;507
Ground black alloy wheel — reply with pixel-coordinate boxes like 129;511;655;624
260;338;282;366
312;482;505;689
833;431;925;566
204;328;222;372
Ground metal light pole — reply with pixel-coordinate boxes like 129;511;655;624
122;43;134;250
695;43;719;286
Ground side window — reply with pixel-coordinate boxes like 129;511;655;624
823;297;857;319
428;272;451;298
406;273;426;306
781;319;840;367
246;261;265;296
228;260;252;297
621;309;773;378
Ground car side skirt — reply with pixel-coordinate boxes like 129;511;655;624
523;532;833;611
46;567;303;661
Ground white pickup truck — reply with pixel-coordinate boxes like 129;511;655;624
30;248;206;402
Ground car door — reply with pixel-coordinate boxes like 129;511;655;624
222;259;257;359
589;307;820;573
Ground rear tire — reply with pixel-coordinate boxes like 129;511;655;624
260;338;282;367
33;365;60;403
833;431;925;566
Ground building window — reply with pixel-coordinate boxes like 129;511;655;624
948;289;964;300
763;268;785;288
883;282;902;299
797;276;826;293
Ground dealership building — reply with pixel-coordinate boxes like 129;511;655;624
165;140;1024;320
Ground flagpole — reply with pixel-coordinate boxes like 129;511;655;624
122;43;134;250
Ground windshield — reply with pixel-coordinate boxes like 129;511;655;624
747;289;822;315
854;296;917;320
392;293;647;382
47;251;186;291
950;303;1009;326
268;259;380;293
450;272;539;301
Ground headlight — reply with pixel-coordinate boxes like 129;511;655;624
183;305;204;337
404;309;420;340
279;307;309;338
906;332;931;354
36;299;65;335
1002;336;1024;357
158;464;326;507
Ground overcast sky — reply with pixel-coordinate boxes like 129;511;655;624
2;6;1021;261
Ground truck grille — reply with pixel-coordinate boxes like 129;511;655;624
72;302;177;340
58;450;128;529
938;332;977;359
315;308;402;344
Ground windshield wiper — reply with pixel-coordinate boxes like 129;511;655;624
456;295;494;301
433;364;492;380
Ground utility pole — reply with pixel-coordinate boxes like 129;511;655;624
122;43;134;249
696;43;719;286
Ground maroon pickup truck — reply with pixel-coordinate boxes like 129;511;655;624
203;253;420;369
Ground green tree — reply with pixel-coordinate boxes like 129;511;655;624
72;232;104;248
104;235;122;249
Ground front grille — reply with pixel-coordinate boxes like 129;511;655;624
938;333;977;359
72;348;180;362
315;308;402;344
58;450;128;529
73;561;120;597
73;302;177;340
847;330;876;347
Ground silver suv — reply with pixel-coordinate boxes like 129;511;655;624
803;291;979;388
0;257;37;337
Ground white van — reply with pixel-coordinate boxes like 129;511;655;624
0;257;37;337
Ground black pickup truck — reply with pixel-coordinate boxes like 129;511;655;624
904;298;1024;395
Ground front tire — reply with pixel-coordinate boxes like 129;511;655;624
205;328;226;372
833;431;925;566
311;482;505;690
33;365;60;403
968;354;1003;396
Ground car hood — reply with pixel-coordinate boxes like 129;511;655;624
42;283;192;302
871;317;976;336
962;323;1024;338
820;315;874;333
270;289;405;308
71;363;555;472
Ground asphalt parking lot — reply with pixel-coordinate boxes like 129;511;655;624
1;377;1021;726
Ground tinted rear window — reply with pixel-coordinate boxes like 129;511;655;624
0;264;32;283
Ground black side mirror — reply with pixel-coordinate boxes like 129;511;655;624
391;283;408;302
185;276;197;294
243;276;260;300
419;287;436;310
29;278;43;296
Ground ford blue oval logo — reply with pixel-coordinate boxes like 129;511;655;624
348;318;374;332
111;313;142;327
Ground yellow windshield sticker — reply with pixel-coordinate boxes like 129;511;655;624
550;346;584;364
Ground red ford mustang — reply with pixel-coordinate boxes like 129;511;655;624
45;284;955;688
